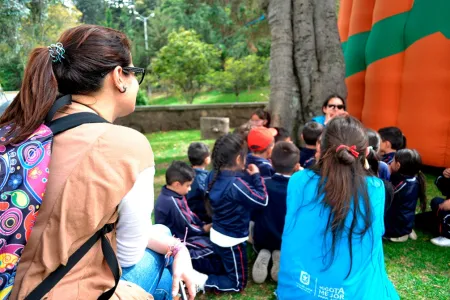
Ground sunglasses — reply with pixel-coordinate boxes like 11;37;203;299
101;66;146;85
327;104;345;110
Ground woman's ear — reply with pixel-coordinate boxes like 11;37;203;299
111;66;126;92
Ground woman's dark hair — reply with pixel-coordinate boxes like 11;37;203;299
378;127;407;151
366;128;381;176
394;149;427;212
322;94;346;111
313;116;371;278
0;25;132;145
251;108;271;128
205;133;248;216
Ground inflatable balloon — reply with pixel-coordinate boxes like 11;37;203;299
339;0;450;167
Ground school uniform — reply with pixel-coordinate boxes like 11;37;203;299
382;152;395;165
253;173;290;252
204;170;268;292
186;168;211;223
431;176;450;238
154;186;221;274
246;153;275;178
300;147;316;168
384;173;420;238
378;161;391;181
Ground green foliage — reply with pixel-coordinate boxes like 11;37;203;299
136;89;149;106
73;0;106;24
152;29;221;103
207;55;268;99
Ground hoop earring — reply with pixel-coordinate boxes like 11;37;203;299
120;86;127;93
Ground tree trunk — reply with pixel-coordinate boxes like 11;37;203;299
267;0;346;134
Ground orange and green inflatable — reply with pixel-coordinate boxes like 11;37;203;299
339;0;450;167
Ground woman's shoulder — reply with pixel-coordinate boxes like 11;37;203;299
96;124;154;166
311;115;325;125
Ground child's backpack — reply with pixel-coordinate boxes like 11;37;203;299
0;95;119;299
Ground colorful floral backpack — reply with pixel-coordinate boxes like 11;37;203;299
0;95;119;300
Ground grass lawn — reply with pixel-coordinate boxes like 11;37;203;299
146;129;450;300
147;87;269;106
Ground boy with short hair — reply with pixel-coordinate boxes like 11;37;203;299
252;142;301;284
155;161;210;239
273;127;292;143
155;161;220;274
246;127;278;177
378;126;406;164
300;121;323;168
186;142;211;223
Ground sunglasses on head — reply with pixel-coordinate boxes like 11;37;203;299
327;104;345;110
101;66;146;85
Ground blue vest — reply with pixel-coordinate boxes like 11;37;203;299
277;169;399;300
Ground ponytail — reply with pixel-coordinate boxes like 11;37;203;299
417;171;427;212
0;48;58;145
205;170;220;217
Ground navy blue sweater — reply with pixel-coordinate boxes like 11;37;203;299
382;152;395;165
384;173;420;237
186;168;211;222
253;174;290;251
246;153;274;178
435;175;450;198
155;186;205;239
206;170;268;239
299;147;316;168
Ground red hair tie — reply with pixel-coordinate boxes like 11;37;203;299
336;145;359;158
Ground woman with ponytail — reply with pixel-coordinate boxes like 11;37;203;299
277;116;398;300
197;133;268;293
3;25;196;300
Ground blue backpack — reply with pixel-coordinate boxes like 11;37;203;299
0;95;119;300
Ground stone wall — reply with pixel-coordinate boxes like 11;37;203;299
115;102;267;133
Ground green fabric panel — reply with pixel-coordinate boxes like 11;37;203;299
343;0;450;78
344;31;370;77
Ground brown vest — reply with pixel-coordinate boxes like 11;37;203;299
10;115;154;299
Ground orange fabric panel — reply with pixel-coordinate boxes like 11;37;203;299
338;0;354;42
348;0;375;36
397;33;450;167
362;53;404;130
372;0;414;24
345;71;366;120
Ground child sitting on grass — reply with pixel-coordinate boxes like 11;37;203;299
196;133;268;293
186;142;211;223
252;142;300;284
378;126;407;165
384;149;426;242
246;127;277;177
300;121;323;168
155;161;221;274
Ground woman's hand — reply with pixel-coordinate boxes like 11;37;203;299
171;246;197;300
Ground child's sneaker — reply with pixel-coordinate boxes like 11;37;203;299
389;235;409;242
270;250;281;282
430;236;450;247
408;230;417;241
252;249;271;283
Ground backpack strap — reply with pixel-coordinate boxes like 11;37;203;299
47;112;109;136
25;224;120;300
45;94;73;124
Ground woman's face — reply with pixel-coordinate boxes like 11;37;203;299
250;114;266;128
323;97;345;121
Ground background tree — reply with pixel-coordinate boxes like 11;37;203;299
152;29;221;103
207;54;268;100
264;0;346;134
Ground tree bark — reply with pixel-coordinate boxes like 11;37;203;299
267;0;346;134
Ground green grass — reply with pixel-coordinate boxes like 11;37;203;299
146;129;450;299
147;87;269;106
